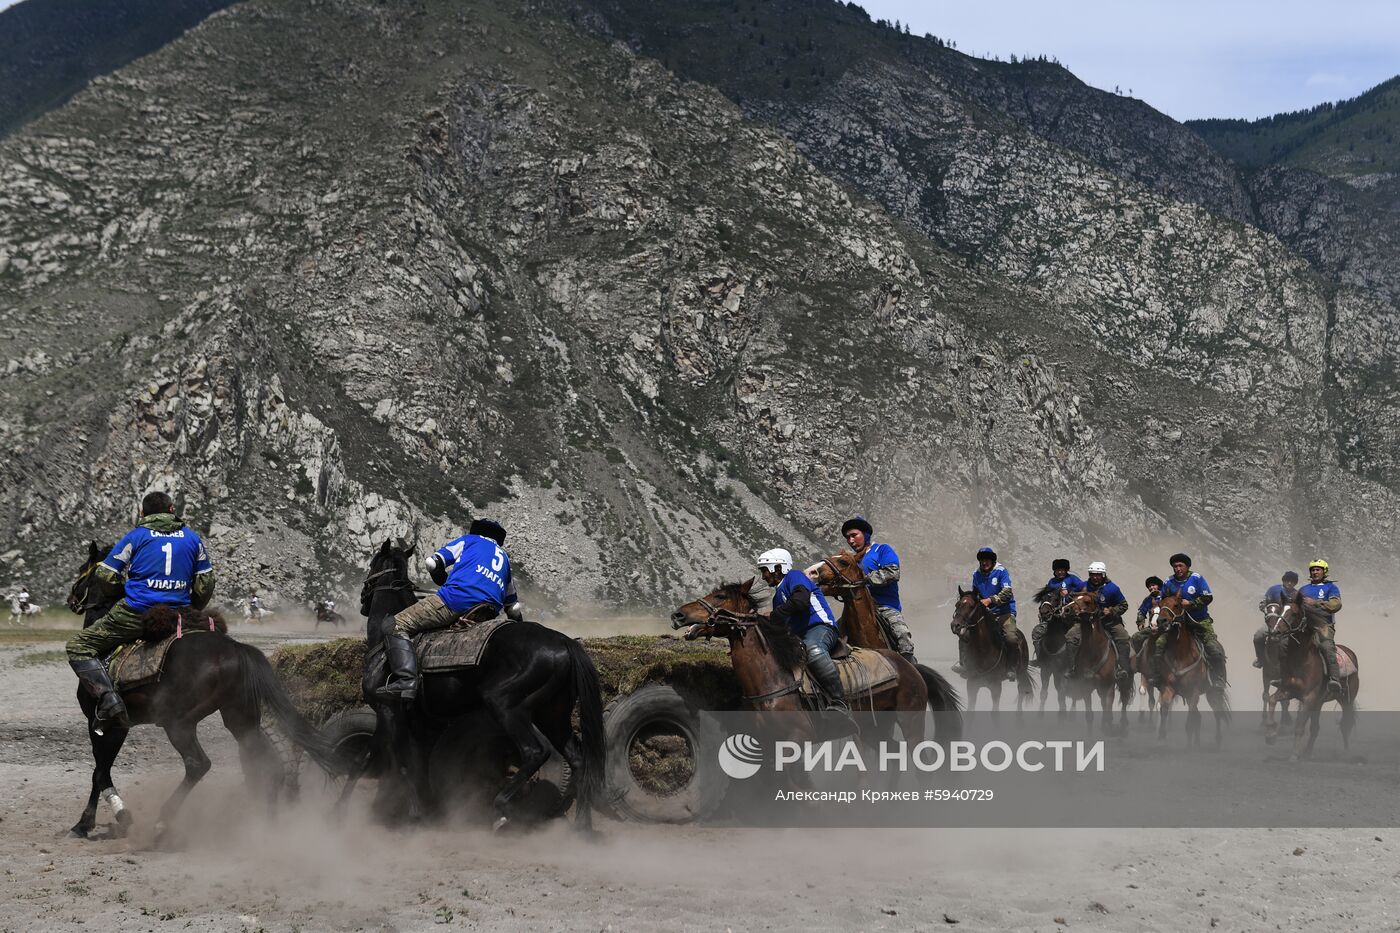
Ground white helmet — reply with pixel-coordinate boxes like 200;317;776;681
756;548;794;574
1087;561;1108;575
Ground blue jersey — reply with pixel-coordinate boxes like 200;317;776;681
1043;573;1085;604
1137;595;1156;619
860;542;901;611
972;564;1016;616
102;525;212;612
1162;572;1212;622
1299;581;1342;625
435;533;518;614
772;569;837;634
1089;580;1128;610
1262;584;1298;605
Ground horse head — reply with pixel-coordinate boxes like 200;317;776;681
66;540;112;616
360;538;418;619
951;586;984;628
1063;590;1102;626
670;579;757;637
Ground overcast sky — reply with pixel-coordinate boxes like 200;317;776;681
860;0;1400;121
1;0;1395;121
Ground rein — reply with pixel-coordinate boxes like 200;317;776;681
689;597;807;704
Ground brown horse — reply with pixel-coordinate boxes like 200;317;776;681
811;552;963;739
1061;592;1130;735
1258;601;1295;730
670;580;928;744
1030;584;1079;716
1264;595;1358;760
950;589;1033;713
1152;594;1230;747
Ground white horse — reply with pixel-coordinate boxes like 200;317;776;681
7;591;42;625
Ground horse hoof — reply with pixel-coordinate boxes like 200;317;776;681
112;810;134;839
67;827;90;840
491;816;509;833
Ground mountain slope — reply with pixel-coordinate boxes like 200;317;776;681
2;0;1400;609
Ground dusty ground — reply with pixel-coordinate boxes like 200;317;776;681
1;617;1397;932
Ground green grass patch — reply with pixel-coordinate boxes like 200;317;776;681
0;627;75;646
271;634;739;722
14;648;68;667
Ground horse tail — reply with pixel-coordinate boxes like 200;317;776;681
564;637;605;806
1211;681;1232;724
234;642;347;776
916;663;963;741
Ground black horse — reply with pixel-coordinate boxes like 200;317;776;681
358;540;604;832
63;544;344;842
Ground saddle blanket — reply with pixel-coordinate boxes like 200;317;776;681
107;633;212;689
415;617;515;672
796;647;899;701
1335;646;1357;678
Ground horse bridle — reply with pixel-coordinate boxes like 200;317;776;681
819;556;865;594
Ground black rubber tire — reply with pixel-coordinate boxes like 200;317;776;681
319;707;380;778
602;683;728;824
427;710;574;826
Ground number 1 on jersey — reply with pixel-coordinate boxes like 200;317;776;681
162;542;173;576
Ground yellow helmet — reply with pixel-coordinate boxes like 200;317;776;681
1308;558;1329;574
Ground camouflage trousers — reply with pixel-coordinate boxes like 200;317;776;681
66;600;147;663
390;594;496;638
876;605;916;657
390;594;459;638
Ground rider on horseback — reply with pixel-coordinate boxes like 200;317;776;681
1253;570;1299;669
757;547;851;715
65;491;216;730
840;515;917;663
1032;557;1083;664
1076;561;1132;685
1297;559;1343;700
1153;553;1227;688
1131;575;1163;670
376;518;522;702
954;546;1021;679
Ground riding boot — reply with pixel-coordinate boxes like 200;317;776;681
71;659;131;730
1319;637;1343;700
1114;651;1132;686
1252;633;1266;669
1005;639;1021;681
375;633;419;702
951;639;969;676
806;649;849;711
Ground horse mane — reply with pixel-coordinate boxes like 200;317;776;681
1032;583;1058;603
715;579;759;610
140;605;228;640
755;612;807;673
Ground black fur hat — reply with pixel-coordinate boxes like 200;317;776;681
841;515;874;538
469;518;506;546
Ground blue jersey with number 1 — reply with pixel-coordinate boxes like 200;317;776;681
102;525;211;611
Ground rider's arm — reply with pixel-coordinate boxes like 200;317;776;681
987;585;1014;607
95;536;132;597
191;538;215;609
1321;592;1342;613
426;553;449;586
1105;598;1129;619
771;585;812;629
866;564;901;586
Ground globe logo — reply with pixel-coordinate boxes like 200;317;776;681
718;733;764;779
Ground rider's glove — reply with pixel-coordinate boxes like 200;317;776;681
505;602;524;622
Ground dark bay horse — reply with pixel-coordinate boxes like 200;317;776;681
62;544;344;842
1061;592;1129;735
951;589;1033;712
810;552;963;739
1258;601;1295;729
1152;594;1230;747
358;540;604;832
670;580;928;745
1264;595;1358;760
1031;584;1078;715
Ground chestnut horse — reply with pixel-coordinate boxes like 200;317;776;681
950;589;1033;713
670;580;928;744
1060;592;1129;735
1263;594;1358;760
810;552;963;740
1152;593;1230;747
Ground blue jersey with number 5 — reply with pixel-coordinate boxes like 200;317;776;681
102;525;212;611
435;533;518;614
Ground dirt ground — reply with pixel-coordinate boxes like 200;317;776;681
2;618;1397;932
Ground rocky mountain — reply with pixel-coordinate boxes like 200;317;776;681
1;0;1398;611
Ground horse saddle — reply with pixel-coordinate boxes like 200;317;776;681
795;647;899;702
413;616;515;673
106;606;227;689
1327;645;1357;678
